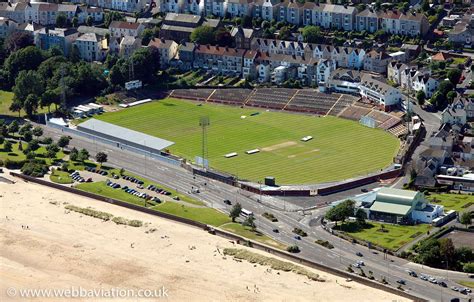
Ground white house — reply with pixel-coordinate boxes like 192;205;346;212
359;74;402;109
73;32;107;61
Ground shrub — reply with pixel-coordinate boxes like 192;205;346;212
65;205;113;221
315;239;334;249
463;262;474;273
21;159;49;177
292;227;307;237
41;137;53;145
286;245;300;253
262;212;278;222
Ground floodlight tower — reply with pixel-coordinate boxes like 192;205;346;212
199;116;210;169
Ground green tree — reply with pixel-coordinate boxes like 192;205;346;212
4;46;44;87
41;89;61;113
8;120;19;135
32;126;43;138
460;212;472;229
4;31;34;53
243;215;256;231
104;11;125;27
0;136;4;145
24;94;40;117
55;13;68;28
416;90;426;106
69;147;79;161
95;151;108;167
69;45;81;63
229;202;242;222
86;16;93;26
447;69;462;86
3;140;12;152
325;199;355;226
190;26;216;45
129;47;160;83
302;25;322;43
447;91;457;103
27;139;40;152
439;238;456;268
355;208;366;225
141;28;155;46
57;135;70;151
215;27;233;47
278;26;291;40
78;148;89;162
72;16;78;28
12;70;44;113
9;99;22;118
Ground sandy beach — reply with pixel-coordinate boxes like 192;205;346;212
0;176;410;302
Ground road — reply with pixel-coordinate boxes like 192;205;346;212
41;125;472;301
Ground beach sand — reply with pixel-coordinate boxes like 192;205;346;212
0;177;410;302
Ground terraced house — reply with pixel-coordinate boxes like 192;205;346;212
193;45;246;75
227;0;252;17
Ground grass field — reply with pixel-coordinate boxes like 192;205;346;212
96;98;399;184
338;222;432;251
0;141;65;165
428;194;474;212
0;90;49;117
50;170;73;184
151;202;231;226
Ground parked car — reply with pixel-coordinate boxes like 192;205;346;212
356;252;363;257
352;263;361;268
397;279;406;285
223;199;232;205
438;281;447;287
357;260;365;266
272;228;279;233
294;235;301;240
451;286;459;292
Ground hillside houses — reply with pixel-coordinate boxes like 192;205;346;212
150;1;428;37
387;61;439;97
0;2;104;26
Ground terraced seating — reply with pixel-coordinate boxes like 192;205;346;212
338;105;372;120
379;117;402;131
388;124;408;137
367;110;392;125
209;89;253;105
328;95;358;116
169;89;214;101
245;88;295;109
286;90;345;115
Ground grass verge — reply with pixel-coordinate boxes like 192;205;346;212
337;222;431;251
50;170;73;184
151;202;230;226
220;222;286;250
428;193;474;212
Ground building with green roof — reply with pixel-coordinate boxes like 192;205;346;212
368;188;444;224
